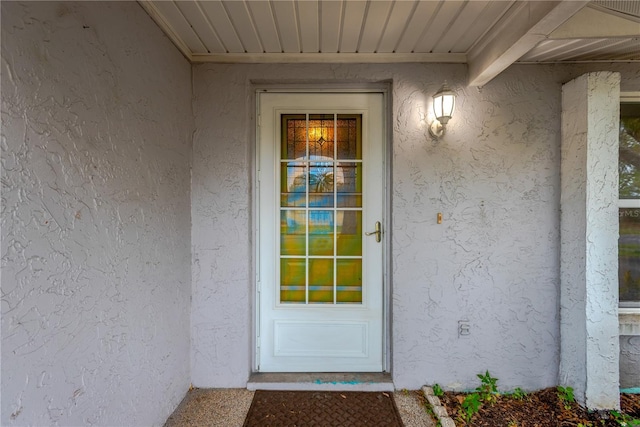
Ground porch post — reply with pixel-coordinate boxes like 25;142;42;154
560;71;620;410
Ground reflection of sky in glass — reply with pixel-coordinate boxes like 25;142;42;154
284;156;344;206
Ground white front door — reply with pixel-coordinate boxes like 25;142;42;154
257;92;385;372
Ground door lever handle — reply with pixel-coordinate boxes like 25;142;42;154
365;221;382;243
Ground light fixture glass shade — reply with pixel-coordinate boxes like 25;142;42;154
432;83;455;125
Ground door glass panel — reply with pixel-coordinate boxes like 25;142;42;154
281;258;306;303
309;210;334;256
309;258;334;303
309;114;335;159
280;113;363;305
337;259;362;303
337;211;362;256
309;163;334;207
281;162;307;207
281;210;306;255
337;163;362;207
282;115;307;160
337;115;361;160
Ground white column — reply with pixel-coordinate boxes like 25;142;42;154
560;71;620;409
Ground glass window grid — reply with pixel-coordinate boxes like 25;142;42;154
279;113;363;305
619;96;640;309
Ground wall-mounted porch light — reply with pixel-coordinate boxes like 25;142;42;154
429;82;456;139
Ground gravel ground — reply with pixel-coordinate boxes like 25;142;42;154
164;388;254;427
164;388;435;427
394;390;437;427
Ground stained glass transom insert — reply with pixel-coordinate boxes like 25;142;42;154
279;114;363;304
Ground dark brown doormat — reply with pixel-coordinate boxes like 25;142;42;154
243;390;404;427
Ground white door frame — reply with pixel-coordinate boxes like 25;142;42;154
252;84;392;373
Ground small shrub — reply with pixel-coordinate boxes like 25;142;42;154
557;386;575;410
476;370;499;404
504;387;527;401
460;393;482;423
611;410;640;427
432;384;444;397
511;388;527;400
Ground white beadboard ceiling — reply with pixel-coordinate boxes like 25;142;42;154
139;0;640;86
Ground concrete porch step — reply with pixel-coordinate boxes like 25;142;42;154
247;372;394;392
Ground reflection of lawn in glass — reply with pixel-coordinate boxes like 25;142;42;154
619;226;640;268
619;223;640;301
619;244;640;258
620;223;640;256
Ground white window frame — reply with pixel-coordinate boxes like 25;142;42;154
619;92;640;333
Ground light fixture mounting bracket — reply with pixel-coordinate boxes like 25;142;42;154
429;120;445;139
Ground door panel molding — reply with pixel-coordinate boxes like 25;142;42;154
274;321;368;357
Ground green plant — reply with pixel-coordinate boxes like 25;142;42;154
432;384;444;397
557;386;575;410
610;410;640;427
455;370;501;423
510;387;527;400
460;393;482;423
476;371;499;403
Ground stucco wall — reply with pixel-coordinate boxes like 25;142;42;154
560;72;621;408
621;336;640;388
1;2;193;425
191;62;639;391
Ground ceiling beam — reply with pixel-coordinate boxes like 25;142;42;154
467;0;589;87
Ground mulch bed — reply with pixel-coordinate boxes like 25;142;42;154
438;388;640;426
243;390;404;427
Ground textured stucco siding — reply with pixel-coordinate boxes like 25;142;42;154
620;311;640;387
391;65;562;391
621;336;640;388
559;77;590;398
1;2;193;426
191;66;253;387
560;72;621;409
583;73;621;408
3;2;639;422
191;62;639;391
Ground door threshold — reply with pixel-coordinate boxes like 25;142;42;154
247;372;394;392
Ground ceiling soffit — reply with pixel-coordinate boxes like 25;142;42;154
139;0;640;87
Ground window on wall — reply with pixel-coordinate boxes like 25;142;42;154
619;93;640;309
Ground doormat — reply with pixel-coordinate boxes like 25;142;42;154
242;390;404;427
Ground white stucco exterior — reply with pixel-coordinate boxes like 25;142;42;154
191;63;640;392
560;72;621;408
621;335;640;388
1;2;193;425
2;2;640;425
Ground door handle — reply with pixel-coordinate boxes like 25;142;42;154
365;221;382;243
